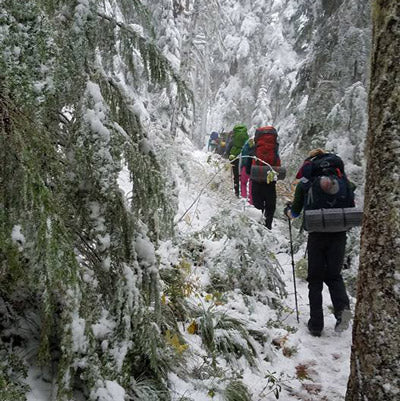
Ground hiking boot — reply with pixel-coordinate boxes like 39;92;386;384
307;320;322;337
335;309;352;332
308;328;322;337
263;213;273;229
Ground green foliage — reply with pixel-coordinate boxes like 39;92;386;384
185;210;286;306
195;306;256;367
122;311;184;392
0;350;29;401
129;377;170;401
282;345;298;358
199;307;216;355
0;0;189;398
259;371;283;400
165;329;188;354
159;259;196;322
214;314;256;366
267;318;298;334
223;380;252;401
0;227;25;295
266;302;299;333
295;258;308;281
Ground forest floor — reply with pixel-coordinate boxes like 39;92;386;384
25;141;355;401
171;143;354;401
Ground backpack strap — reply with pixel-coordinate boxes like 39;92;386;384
321;208;326;229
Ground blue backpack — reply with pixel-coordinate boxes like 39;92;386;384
210;131;219;141
304;153;355;210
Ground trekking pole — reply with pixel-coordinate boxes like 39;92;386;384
288;216;300;323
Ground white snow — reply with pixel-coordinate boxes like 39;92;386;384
71;313;88;354
97;233;111;251
128;23;144;37
11;224;25;247
84;82;111;143
167;143;356;401
237;38;250;59
135;235;156;267
110;342;131;372
25;84;359;401
21;0;367;398
26;368;52;401
117;162;133;200
92;311;117;340
93;380;126;401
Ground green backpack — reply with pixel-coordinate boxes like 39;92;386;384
229;124;248;157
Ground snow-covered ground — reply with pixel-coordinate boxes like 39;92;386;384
169;141;354;401
26;140;354;400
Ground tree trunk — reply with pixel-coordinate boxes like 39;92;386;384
346;2;400;400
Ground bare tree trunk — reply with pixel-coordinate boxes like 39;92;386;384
346;2;400;400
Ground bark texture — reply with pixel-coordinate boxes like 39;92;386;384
346;1;400;400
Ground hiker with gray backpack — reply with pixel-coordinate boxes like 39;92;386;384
284;149;362;337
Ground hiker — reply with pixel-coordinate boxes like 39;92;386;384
284;149;355;337
289;148;325;194
250;126;281;229
208;131;219;152
294;148;325;180
228;124;249;197
216;132;226;156
222;131;233;158
239;137;254;204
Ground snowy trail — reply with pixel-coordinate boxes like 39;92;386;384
25;146;354;400
175;147;354;400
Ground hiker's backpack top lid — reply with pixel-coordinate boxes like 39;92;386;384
309;153;345;178
304;153;355;211
254;126;281;167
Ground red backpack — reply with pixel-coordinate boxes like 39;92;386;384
253;126;281;167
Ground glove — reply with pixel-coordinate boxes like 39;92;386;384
283;202;292;218
266;170;276;184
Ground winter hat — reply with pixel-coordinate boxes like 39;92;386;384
308;148;325;158
296;148;327;179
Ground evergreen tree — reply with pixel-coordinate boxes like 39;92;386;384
251;86;273;129
0;1;187;398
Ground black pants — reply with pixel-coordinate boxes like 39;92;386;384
231;159;240;197
251;181;276;229
307;231;350;331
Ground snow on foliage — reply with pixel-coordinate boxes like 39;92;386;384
11;225;25;247
93;380;126;401
0;0;369;400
